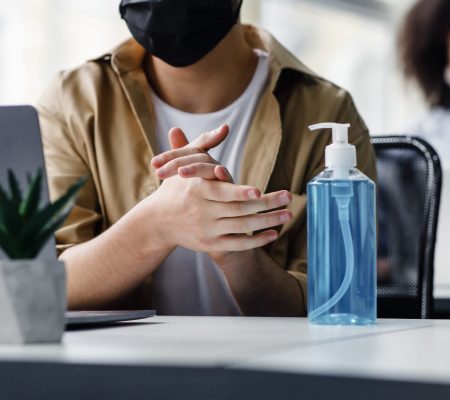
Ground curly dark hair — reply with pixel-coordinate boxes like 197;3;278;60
399;0;450;108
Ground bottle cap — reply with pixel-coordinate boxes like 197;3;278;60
308;123;356;168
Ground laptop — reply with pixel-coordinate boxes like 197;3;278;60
0;105;155;326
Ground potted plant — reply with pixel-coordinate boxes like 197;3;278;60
0;169;85;343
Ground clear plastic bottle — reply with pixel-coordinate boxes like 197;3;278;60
307;123;376;325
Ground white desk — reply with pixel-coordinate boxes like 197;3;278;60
0;316;449;399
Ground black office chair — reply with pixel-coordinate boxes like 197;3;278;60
371;136;441;319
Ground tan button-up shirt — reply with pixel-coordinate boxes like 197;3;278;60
37;25;376;313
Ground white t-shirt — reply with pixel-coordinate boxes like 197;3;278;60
150;50;270;315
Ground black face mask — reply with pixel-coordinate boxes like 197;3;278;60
119;0;242;68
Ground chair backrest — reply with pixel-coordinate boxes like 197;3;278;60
371;136;441;319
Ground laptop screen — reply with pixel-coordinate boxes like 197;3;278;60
0;105;57;261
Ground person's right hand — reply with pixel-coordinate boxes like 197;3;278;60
144;169;292;254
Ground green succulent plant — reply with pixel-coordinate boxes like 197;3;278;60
0;168;86;259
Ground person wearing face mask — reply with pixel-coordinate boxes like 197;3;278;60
399;0;450;160
37;0;376;316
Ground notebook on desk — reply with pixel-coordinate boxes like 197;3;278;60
0;105;156;327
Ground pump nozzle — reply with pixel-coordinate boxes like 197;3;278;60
309;122;350;144
308;123;356;171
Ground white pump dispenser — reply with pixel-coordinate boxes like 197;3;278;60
309;123;356;179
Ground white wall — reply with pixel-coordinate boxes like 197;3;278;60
0;0;128;105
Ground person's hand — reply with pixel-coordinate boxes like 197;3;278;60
146;171;292;253
151;125;233;182
148;125;293;255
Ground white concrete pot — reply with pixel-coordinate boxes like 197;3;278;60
0;260;66;343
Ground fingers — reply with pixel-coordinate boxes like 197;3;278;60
215;190;292;217
214;230;279;252
179;164;233;183
191;125;229;151
216;209;293;235
179;163;219;180
214;165;234;183
179;163;233;182
200;180;261;202
152;148;204;170
155;125;228;168
169;127;189;150
157;153;216;179
152;125;229;169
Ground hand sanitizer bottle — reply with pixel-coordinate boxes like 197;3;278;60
307;123;376;325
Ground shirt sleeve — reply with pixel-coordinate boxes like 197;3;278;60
37;73;102;255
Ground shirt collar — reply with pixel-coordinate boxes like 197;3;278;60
240;25;318;91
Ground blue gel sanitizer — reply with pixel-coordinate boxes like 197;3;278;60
307;123;376;325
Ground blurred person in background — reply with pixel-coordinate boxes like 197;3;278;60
399;0;450;159
37;0;375;316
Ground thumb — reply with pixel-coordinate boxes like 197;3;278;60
191;124;229;151
169;127;189;150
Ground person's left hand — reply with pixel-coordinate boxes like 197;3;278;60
151;125;233;183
